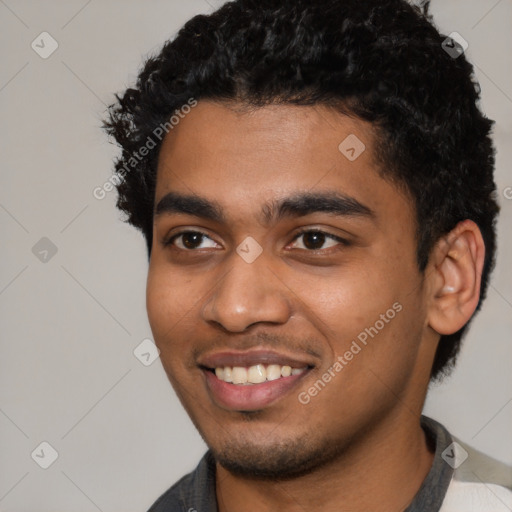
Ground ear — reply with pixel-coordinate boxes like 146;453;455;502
427;220;486;335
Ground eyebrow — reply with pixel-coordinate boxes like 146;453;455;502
263;191;374;223
154;191;374;224
155;192;224;222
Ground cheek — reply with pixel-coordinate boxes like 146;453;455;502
298;255;421;365
298;264;395;334
146;268;171;336
146;268;202;389
146;264;195;345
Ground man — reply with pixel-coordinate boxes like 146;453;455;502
104;0;511;510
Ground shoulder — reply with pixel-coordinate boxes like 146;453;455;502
147;472;193;512
147;452;217;512
440;438;512;512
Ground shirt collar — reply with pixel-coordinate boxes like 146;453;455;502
405;415;455;511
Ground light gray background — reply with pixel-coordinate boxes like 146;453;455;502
0;1;511;511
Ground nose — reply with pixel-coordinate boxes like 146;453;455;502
201;253;292;333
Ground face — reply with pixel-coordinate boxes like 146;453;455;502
147;101;434;479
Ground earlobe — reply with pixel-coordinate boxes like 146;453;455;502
427;220;486;335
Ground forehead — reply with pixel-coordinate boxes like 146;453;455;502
155;101;412;223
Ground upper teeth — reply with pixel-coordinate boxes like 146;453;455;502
215;364;306;385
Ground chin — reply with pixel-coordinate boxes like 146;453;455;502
209;431;345;481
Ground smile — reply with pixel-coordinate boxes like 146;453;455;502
198;349;316;410
214;364;307;385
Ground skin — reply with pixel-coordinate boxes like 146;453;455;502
146;101;485;511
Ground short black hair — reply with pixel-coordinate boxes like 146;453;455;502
103;0;499;380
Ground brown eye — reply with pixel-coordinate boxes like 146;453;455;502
166;231;219;250
182;232;204;249
291;229;350;251
290;230;345;251
302;231;326;249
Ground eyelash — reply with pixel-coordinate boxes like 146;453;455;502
163;229;350;251
291;229;350;250
164;231;219;250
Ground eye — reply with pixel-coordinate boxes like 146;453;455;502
289;230;348;251
166;231;220;250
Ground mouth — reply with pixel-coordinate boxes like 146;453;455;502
198;350;315;411
212;363;308;384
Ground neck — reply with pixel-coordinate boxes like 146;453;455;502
215;410;434;512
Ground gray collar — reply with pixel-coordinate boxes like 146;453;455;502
405;416;454;511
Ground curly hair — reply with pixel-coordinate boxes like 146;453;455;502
103;0;499;380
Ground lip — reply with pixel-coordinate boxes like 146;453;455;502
198;349;315;369
203;367;311;411
198;349;316;411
